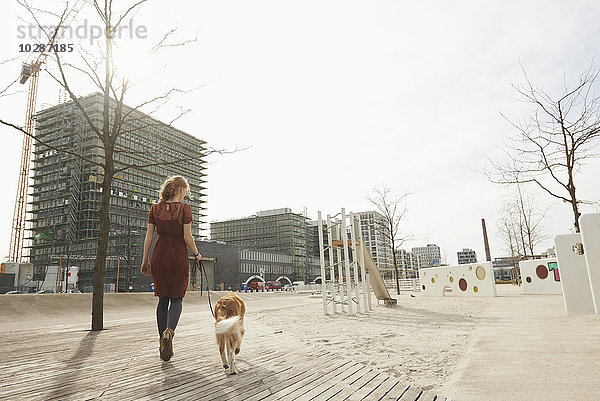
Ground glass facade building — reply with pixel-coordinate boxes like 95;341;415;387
28;93;207;291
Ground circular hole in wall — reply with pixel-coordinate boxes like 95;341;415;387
475;266;486;280
468;266;473;271
536;265;548;280
526;276;532;283
431;278;435;283
473;286;479;293
449;276;454;283
422;285;426;290
459;278;468;291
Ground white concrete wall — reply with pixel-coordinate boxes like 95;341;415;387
419;262;496;297
580;213;600;314
554;233;596;316
519;258;562;295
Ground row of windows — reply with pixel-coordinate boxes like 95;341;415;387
240;263;292;275
240;250;293;264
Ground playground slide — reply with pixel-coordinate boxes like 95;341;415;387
360;241;397;305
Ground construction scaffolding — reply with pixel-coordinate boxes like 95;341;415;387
28;93;208;291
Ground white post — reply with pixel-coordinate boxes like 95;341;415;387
349;212;361;313
366;271;373;310
317;211;328;315
357;216;369;311
341;208;354;315
327;214;337;314
335;221;345;313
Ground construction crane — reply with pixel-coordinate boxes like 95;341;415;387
8;3;82;263
8;57;44;263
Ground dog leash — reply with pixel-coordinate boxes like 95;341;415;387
194;260;215;318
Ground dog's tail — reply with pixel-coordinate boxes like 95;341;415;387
215;316;241;335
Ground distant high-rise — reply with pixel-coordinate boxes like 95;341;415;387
29;93;207;291
396;248;422;277
412;244;441;267
357;211;394;279
457;248;477;265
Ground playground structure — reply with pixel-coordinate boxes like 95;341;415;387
519;258;561;295
553;212;600;316
419;262;496;297
317;208;396;316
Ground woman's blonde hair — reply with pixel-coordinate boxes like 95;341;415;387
158;176;191;202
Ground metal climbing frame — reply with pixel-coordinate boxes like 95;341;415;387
318;208;372;316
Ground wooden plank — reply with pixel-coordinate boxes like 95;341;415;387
274;360;356;400
244;365;318;401
333;369;380;401
99;331;290;398
415;392;437;401
166;350;324;401
398;386;424;401
367;378;402;401
345;375;389;401
260;360;352;400
173;353;342;401
78;337;285;401
116;348;291;400
228;353;339;401
292;363;365;401
310;365;372;401
380;383;410;400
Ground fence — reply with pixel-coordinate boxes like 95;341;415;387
383;278;421;292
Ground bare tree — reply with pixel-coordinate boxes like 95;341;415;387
1;1;234;330
367;185;411;295
498;186;549;258
497;185;550;284
488;64;600;232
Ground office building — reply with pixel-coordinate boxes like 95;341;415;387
29;93;207;291
457;248;477;265
396;248;422;278
412;244;442;267
210;208;315;280
492;257;517;281
357;211;394;279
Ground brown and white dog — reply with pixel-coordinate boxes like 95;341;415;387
214;293;246;375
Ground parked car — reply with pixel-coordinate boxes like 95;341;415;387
36;289;55;294
5;290;26;295
283;284;294;291
67;289;82;294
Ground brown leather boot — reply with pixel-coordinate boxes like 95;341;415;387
160;328;174;361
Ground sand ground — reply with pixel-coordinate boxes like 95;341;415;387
3;285;600;400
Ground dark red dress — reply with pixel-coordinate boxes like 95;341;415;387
148;202;193;298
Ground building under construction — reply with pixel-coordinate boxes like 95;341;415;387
28;93;207;292
210;208;320;280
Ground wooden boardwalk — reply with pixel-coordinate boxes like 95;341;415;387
0;307;449;400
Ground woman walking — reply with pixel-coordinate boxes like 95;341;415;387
141;176;202;361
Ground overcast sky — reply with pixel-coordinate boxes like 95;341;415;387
1;0;600;264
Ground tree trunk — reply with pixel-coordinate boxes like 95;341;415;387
570;192;581;232
91;145;114;331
